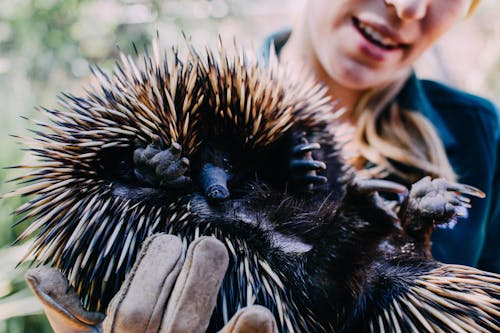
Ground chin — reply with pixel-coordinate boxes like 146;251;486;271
335;67;383;91
334;58;406;91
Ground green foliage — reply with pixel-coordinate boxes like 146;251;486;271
0;315;50;333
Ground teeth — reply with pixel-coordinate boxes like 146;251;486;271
358;21;398;48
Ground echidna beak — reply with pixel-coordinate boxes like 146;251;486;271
200;163;230;201
206;184;230;201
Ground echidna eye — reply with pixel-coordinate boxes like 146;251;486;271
114;157;135;181
117;158;132;173
118;159;129;169
99;148;136;183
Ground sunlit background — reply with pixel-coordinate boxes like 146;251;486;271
0;1;498;332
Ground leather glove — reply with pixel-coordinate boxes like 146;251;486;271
25;234;277;333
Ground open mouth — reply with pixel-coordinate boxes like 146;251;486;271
352;17;404;50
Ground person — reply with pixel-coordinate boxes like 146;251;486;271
260;0;500;273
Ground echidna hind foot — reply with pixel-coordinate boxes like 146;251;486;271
398;176;486;257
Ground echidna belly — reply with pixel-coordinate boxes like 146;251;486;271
171;194;331;333
74;187;331;332
181;227;322;332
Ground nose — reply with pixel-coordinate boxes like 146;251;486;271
200;163;230;201
384;0;429;21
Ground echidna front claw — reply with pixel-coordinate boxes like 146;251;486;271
446;182;485;198
291;142;321;155
353;178;408;200
290;160;327;171
289;136;327;191
134;142;191;188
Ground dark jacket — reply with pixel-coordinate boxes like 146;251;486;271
261;30;500;273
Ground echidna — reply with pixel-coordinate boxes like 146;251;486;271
5;36;500;332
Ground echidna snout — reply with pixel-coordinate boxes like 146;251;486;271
206;183;230;201
200;164;231;201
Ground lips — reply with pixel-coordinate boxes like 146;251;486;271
352;17;406;50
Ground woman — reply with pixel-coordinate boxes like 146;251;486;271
261;0;500;272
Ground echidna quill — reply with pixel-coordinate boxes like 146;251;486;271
5;37;500;332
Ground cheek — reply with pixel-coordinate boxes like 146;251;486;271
307;10;332;46
306;0;348;43
420;2;469;44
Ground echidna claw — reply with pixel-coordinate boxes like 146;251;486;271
293;174;328;185
353;178;408;197
290;160;327;171
400;177;485;235
134;143;191;189
347;178;406;230
453;183;485;198
291;143;321;155
289;137;328;191
181;157;190;167
392;219;404;231
170;142;182;154
410;176;485;199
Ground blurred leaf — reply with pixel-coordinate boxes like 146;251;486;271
0;290;43;321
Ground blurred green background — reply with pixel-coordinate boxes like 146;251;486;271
0;0;498;332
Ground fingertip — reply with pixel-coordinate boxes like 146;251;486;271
223;305;277;333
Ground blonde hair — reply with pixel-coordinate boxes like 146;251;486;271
348;73;456;184
468;0;481;16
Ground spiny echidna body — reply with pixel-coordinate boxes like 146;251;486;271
6;38;500;332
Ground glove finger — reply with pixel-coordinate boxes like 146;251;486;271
218;305;278;333
25;266;104;333
104;233;185;333
162;236;229;333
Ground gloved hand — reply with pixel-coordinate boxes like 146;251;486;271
25;234;277;333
